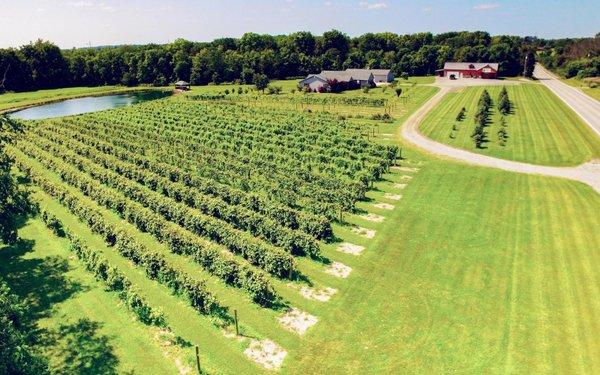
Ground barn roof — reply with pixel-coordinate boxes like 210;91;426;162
443;62;499;71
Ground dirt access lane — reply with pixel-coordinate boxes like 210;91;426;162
400;81;600;193
534;64;600;137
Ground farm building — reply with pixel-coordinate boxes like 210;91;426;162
174;80;191;90
435;62;499;79
299;68;392;92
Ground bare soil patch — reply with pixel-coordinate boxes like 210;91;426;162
152;328;192;375
400;175;413;180
393;183;407;189
325;261;352;278
360;213;385;222
392;166;420;172
337;242;365;255
278;308;318;335
384;193;402;201
244;339;287;370
351;226;376;239
300;286;338;302
374;203;395;210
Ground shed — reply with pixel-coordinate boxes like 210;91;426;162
175;80;191;91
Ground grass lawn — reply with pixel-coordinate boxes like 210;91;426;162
0;85;167;112
561;77;600;102
284;148;600;374
420;83;600;166
0;219;180;374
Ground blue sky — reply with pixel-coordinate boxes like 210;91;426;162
0;0;598;48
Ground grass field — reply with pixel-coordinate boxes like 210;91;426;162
561;77;600;102
0;85;167;112
285;150;600;373
2;79;600;373
420;83;600;166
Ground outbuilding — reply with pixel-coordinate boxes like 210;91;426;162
174;80;191;91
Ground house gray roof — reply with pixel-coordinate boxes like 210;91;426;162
344;69;375;81
318;70;353;82
349;69;391;76
443;62;499;71
299;74;328;84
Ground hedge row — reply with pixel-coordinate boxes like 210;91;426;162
16;140;296;279
31;129;323;256
11;149;277;305
39;209;167;326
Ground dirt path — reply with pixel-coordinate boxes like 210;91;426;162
534;64;600;137
400;85;600;193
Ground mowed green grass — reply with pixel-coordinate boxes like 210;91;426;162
420;84;600;166
0;85;167;112
0;219;180;374
284;152;600;374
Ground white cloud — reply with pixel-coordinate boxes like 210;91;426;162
422;6;432;12
359;1;388;10
473;3;500;10
68;1;94;7
68;1;115;12
35;7;45;12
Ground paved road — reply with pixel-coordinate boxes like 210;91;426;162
534;64;600;137
400;86;600;193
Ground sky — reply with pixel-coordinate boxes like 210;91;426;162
0;0;598;48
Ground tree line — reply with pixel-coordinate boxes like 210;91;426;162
537;33;600;79
0;30;541;92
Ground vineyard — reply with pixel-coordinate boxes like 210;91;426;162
6;96;407;372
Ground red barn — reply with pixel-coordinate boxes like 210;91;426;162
435;62;499;79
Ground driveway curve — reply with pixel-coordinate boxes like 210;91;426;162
400;86;600;193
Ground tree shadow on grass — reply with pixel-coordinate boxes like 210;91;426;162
0;238;84;329
42;318;120;375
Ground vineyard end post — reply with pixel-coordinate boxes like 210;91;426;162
195;345;201;374
234;309;240;336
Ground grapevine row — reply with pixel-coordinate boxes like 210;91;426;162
9;146;278;304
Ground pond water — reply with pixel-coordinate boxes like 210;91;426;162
8;90;171;120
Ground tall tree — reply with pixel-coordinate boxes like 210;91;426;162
523;51;536;77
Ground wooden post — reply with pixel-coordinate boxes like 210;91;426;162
234;309;240;336
195;345;201;374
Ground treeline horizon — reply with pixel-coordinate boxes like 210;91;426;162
0;30;592;92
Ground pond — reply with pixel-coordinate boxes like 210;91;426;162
8;90;172;120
